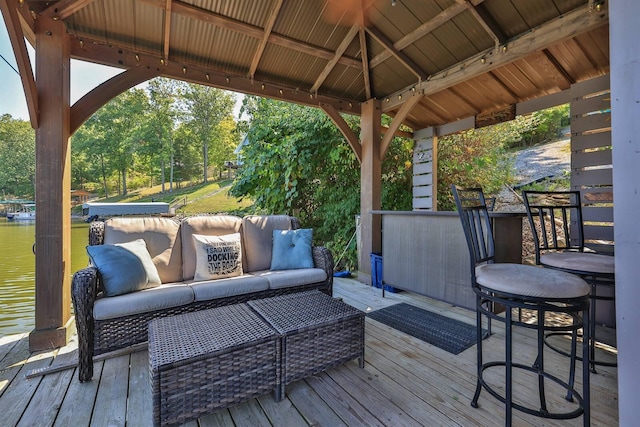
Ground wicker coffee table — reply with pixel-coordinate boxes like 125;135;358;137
248;290;365;400
148;304;280;427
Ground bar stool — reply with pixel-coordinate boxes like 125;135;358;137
522;190;616;372
452;186;591;426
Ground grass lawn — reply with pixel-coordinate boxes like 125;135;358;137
79;179;253;215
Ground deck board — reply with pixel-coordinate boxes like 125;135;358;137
0;277;618;426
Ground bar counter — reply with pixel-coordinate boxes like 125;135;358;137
371;210;524;310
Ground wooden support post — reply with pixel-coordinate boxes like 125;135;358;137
29;16;74;351
358;99;382;281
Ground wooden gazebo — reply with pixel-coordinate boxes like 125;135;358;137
1;0;638;422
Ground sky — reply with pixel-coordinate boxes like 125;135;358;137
0;13;242;122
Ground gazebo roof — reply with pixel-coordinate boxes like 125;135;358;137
17;0;609;131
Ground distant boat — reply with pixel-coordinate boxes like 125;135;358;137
7;203;36;221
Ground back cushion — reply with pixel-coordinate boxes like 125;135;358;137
242;215;292;272
103;217;182;283
180;215;243;280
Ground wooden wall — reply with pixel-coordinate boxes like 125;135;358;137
570;75;614;254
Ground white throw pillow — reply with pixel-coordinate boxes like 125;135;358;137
192;233;243;281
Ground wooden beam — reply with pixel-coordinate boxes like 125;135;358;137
382;3;608;112
311;25;359;94
365;25;428;80
380;94;423;158
71;66;160;134
249;0;283;79
162;0;172;61
68;35;362;115
141;0;362;69
0;0;38;128
320;103;362;164
359;27;371;100
41;0;95;20
31;15;73;351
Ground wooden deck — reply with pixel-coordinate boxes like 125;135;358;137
0;278;618;426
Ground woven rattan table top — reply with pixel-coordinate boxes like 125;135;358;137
148;303;278;367
247;290;364;334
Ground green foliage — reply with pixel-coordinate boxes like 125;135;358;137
0;114;35;197
505;105;570;148
230;98;413;271
437;125;514;211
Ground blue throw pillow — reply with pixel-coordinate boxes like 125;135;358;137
87;239;162;297
270;229;314;270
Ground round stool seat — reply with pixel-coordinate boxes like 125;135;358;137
475;263;590;299
540;252;614;275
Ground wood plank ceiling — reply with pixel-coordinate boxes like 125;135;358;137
15;0;610;132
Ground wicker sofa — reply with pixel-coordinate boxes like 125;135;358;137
71;214;333;382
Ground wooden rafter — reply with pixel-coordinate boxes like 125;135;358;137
380;93;423;158
486;71;518;101
365;25;427;80
359;27;371;100
320;103;362;164
382;3;608;112
162;0;172;61
0;0;38;128
369;0;480;69
542;48;576;86
249;0;283;79
460;0;505;50
140;0;362;69
311;25;359;94
41;0;95;20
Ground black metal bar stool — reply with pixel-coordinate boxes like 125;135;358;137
523;190;616;373
452;186;591;427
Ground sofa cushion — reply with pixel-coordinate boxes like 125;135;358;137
188;275;270;302
251;268;327;290
192;233;243;281
87;239;162;297
181;215;242;280
242;215;292;272
270;229;314;270
103;217;182;283
93;283;194;320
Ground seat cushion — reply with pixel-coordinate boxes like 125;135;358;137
475;263;590;299
93;283;194;320
188;275;270;302
242;215;292;272
250;268;327;290
180;215;242;280
103;217;182;283
541;252;615;275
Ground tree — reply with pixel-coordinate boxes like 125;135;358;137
140;78;181;192
73;89;148;196
181;84;235;183
0;114;35;197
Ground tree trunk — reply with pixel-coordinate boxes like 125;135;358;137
100;154;109;198
122;168;127;196
161;158;166;193
170;151;174;193
203;141;208;183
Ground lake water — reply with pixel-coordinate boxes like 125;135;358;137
0;218;89;336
